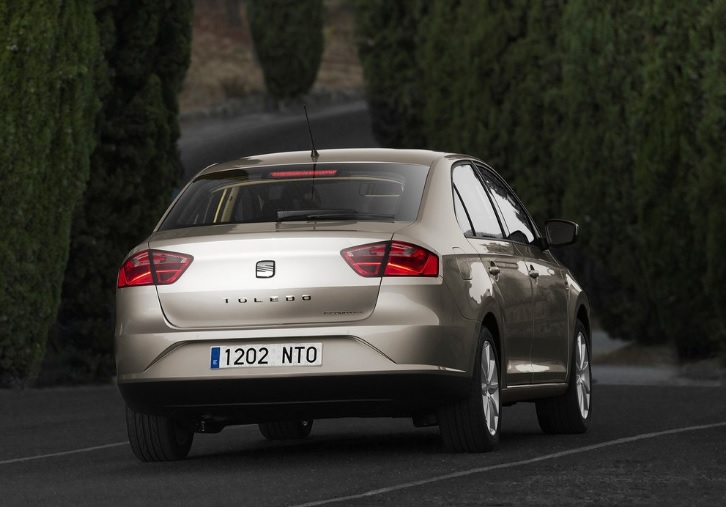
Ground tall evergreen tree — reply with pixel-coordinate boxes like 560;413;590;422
355;0;430;147
0;1;99;386
417;0;467;152
506;0;567;221
631;1;717;359
363;0;565;220
248;0;324;102
433;0;565;221
50;0;193;383
556;2;662;343
695;0;726;364
354;0;726;361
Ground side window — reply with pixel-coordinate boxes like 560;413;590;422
477;167;536;244
453;190;474;236
452;165;503;239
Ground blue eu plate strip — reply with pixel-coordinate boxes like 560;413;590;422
210;347;220;369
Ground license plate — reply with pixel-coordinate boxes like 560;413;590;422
210;343;323;369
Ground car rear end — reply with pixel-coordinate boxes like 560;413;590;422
115;150;476;426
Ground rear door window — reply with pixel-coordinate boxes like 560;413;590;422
476;165;537;244
452;164;503;238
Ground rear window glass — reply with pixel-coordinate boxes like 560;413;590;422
159;162;429;230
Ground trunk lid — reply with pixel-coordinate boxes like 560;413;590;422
149;223;406;329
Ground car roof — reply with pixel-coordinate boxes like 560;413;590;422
198;148;461;176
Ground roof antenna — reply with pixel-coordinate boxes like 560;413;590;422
304;105;319;162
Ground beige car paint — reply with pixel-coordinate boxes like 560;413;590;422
116;148;589;415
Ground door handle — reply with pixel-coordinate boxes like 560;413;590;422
488;262;500;276
528;266;539;279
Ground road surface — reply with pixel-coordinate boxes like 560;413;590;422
1;378;724;506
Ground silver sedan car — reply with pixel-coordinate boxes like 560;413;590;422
116;148;591;461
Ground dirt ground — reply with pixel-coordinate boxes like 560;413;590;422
180;0;363;115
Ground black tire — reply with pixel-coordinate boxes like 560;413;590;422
258;420;314;440
536;320;592;434
125;405;194;462
438;327;501;452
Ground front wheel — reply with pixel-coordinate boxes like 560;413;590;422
125;405;194;462
536;320;592;434
438;327;501;452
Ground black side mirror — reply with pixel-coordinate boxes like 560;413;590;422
545;219;578;247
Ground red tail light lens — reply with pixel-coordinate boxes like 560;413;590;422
384;242;439;276
117;250;193;288
341;242;389;277
341;241;438;277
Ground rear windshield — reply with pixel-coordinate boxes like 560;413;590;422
158;162;429;230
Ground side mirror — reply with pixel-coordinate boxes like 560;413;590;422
545;219;578;247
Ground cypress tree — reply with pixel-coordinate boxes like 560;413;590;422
506;0;567;221
695;0;726;364
414;0;566;221
355;0;430;147
49;0;193;383
248;0;324;102
353;0;726;360
376;0;564;217
631;1;716;359
417;0;467;152
0;1;99;386
557;1;724;357
556;2;662;344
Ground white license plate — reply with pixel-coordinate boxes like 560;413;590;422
210;343;323;369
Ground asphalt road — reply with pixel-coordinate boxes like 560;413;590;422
2;379;724;506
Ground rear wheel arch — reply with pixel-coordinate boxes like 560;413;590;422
438;325;501;452
482;313;501;365
575;305;592;352
480;312;506;388
566;305;591;386
535;318;592;434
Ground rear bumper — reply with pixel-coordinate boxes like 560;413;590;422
119;372;470;423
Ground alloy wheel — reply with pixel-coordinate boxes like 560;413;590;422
480;341;500;436
575;331;591;419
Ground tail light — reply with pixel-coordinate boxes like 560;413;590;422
341;241;438;277
117;250;193;288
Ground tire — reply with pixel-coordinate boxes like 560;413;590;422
258;420;314;440
125;405;194;462
536;320;592;434
438;327;501;452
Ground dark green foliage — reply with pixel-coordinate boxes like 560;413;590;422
0;1;99;386
48;0;193;384
557;1;722;358
630;2;717;359
355;0;429;147
556;1;659;343
432;1;565;219
356;0;726;362
358;0;565;216
695;0;726;364
248;0;324;102
504;1;567;221
417;0;469;152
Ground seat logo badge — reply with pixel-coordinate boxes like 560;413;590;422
256;260;275;278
